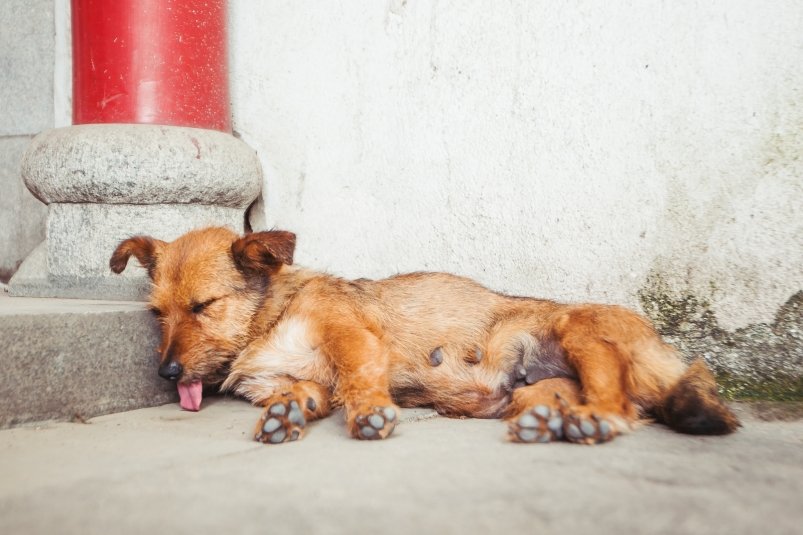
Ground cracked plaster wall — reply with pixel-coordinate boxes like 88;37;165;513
230;1;802;396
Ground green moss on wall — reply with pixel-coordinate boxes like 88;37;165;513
638;273;802;401
716;374;803;402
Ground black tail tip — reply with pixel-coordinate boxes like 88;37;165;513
667;406;741;435
659;360;741;435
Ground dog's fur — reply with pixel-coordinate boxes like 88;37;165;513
111;227;740;444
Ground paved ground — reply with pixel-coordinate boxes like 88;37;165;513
1;398;801;535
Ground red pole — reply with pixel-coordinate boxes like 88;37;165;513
71;0;231;132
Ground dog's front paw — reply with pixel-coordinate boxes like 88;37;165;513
507;404;564;443
350;405;398;440
254;399;306;445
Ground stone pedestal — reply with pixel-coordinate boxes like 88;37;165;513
9;124;262;300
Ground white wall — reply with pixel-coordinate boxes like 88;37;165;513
230;1;802;332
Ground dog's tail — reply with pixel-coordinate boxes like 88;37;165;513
654;359;740;435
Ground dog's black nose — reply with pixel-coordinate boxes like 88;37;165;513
158;360;183;381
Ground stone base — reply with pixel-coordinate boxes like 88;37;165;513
10;243;152;300
10;203;246;300
8;123;262;300
0;295;177;428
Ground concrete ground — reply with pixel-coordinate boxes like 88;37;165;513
1;398;801;535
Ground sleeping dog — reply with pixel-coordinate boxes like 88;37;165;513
111;227;739;444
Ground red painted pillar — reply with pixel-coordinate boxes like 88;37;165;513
71;0;231;132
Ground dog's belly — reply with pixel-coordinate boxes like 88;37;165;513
388;333;576;418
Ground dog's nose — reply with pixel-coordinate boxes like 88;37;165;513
158;360;183;381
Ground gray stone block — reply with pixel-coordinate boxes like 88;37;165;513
0;0;54;136
10;204;245;300
0;136;47;282
10;240;155;301
0;296;177;428
23;124;262;206
48;203;246;277
11;124;263;300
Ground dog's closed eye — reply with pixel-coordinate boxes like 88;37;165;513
148;306;162;317
191;298;219;315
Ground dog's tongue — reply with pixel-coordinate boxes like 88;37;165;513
177;381;203;411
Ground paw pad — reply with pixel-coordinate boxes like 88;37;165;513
255;399;306;445
353;406;398;440
508;404;563;443
562;411;616;444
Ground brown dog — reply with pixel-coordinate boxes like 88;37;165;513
110;227;739;444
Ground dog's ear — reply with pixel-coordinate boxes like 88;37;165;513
231;230;296;275
110;236;166;278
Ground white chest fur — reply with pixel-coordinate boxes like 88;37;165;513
222;317;334;403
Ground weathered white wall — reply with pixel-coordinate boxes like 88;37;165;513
231;0;802;335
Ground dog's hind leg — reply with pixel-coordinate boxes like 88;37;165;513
548;306;649;444
505;378;583;443
322;326;400;441
253;379;332;445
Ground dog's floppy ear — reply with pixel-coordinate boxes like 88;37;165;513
231;230;296;275
110;236;166;278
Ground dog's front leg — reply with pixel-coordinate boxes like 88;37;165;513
253;379;332;444
323;326;399;440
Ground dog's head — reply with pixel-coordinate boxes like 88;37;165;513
110;227;296;411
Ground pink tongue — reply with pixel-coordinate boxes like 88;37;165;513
177;381;203;411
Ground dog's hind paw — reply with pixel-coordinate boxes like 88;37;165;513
507;404;563;443
254;399;306;444
350;406;398;440
560;406;619;445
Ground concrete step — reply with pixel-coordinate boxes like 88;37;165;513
0;294;175;428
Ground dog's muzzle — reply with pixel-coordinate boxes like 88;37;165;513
158;360;183;381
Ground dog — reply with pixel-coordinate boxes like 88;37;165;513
110;227;739;444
